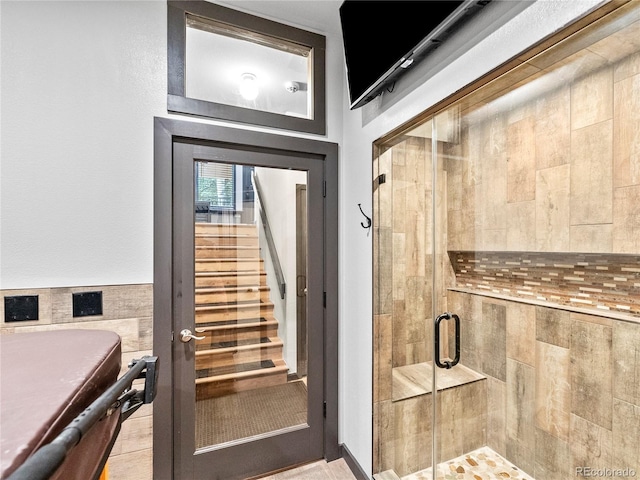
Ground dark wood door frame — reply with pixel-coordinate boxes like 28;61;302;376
153;117;339;480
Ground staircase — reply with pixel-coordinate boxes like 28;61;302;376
194;222;288;400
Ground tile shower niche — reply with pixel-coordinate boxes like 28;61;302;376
373;3;640;479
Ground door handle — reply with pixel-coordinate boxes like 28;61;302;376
434;312;460;369
179;329;205;343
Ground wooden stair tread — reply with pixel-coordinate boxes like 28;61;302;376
196;233;259;238
196;271;266;277
195;234;259;247
195;223;257;233
196;258;263;262
195;359;288;384
196;246;259;251
195;223;256;226
195;260;263;267
195;316;278;331
196;301;272;312
195;287;271;307
195;300;269;309
196;336;283;355
196;245;260;250
196;286;268;293
195;274;268;288
198;252;260;259
195;223;256;227
195;310;274;324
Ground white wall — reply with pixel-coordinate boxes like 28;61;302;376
0;1;166;289
0;0;345;290
254;166;307;373
0;0;609;477
338;0;606;475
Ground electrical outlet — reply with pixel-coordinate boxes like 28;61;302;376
72;291;103;317
4;295;39;322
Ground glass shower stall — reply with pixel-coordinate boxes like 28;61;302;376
373;2;640;479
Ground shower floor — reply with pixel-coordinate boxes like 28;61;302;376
402;446;534;480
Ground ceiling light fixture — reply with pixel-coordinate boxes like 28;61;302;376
239;73;259;100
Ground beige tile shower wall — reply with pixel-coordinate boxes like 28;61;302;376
0;284;154;480
388;137;434;368
446;45;640;254
449;290;640;479
373;379;487;478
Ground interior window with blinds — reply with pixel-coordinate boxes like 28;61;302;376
196;161;235;209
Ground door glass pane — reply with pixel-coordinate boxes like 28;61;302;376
185;14;312;119
193;160;309;450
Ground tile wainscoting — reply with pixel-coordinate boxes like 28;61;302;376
1;284;154;480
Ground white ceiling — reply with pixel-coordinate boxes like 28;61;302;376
214;1;343;35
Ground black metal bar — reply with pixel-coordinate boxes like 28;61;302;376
451;313;461;368
7;356;158;480
434;313;460;369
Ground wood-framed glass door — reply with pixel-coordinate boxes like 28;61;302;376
174;143;323;480
153;118;339;480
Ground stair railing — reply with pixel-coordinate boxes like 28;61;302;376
252;172;286;299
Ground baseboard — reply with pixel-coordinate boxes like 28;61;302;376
340;444;370;480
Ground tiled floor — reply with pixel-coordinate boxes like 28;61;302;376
258;458;358;480
402;446;534;480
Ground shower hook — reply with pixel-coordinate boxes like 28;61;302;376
358;203;372;229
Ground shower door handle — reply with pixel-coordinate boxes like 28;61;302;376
434;312;460;369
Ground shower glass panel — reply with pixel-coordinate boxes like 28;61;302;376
373;2;640;479
373;129;436;476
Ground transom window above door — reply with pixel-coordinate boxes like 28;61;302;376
167;1;326;135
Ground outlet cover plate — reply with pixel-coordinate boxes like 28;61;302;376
72;291;103;317
4;295;39;322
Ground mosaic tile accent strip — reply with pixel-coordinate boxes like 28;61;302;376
449;251;640;317
403;446;535;480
